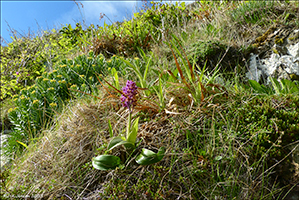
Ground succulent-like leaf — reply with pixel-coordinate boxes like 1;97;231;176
135;147;165;165
92;155;121;170
107;136;134;151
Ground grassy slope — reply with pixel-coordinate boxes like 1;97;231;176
1;1;299;199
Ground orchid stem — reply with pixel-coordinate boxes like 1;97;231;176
126;110;132;140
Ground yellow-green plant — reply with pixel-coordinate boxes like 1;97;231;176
0;29;77;100
5;52;118;157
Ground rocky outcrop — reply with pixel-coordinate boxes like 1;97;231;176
0;134;10;170
0;118;12;170
246;25;299;84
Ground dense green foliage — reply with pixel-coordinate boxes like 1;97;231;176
6;52;124;155
0;30;77;100
236;95;299;157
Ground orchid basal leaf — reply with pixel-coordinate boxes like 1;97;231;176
269;77;282;94
135;147;166;165
107;136;135;151
92;155;121;170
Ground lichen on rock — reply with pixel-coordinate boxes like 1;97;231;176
246;26;299;84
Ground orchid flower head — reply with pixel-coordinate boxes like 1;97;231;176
120;80;138;112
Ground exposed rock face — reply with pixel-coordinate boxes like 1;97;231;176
0;134;10;170
246;25;299;84
0;118;12;170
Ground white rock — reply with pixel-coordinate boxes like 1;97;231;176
0;134;11;170
289;43;299;58
246;53;264;82
246;42;299;83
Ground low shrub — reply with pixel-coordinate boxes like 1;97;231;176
5;51;124;157
0;29;77;101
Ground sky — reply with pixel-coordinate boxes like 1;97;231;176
0;0;194;46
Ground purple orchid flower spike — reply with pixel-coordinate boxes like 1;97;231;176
120;80;138;112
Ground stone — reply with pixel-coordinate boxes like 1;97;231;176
0;134;11;170
246;27;299;84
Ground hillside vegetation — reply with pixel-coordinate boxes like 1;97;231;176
1;1;299;199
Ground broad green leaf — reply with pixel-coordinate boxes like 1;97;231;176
248;80;263;93
281;79;299;94
92;155;120;170
127;117;139;144
248;80;270;94
107;136;135;151
135;147;165;165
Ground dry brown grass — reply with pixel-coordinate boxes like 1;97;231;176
4;98;111;198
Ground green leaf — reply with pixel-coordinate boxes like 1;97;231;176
111;68;120;90
121;59;143;84
248;80;270;94
127;117;139;144
248;80;262;93
280;79;299;94
16;140;28;149
215;155;223;161
152;77;165;109
107;136;135;151
108;119;113;138
92;155;121;170
269;77;282;94
142;52;152;85
135;147;165;165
